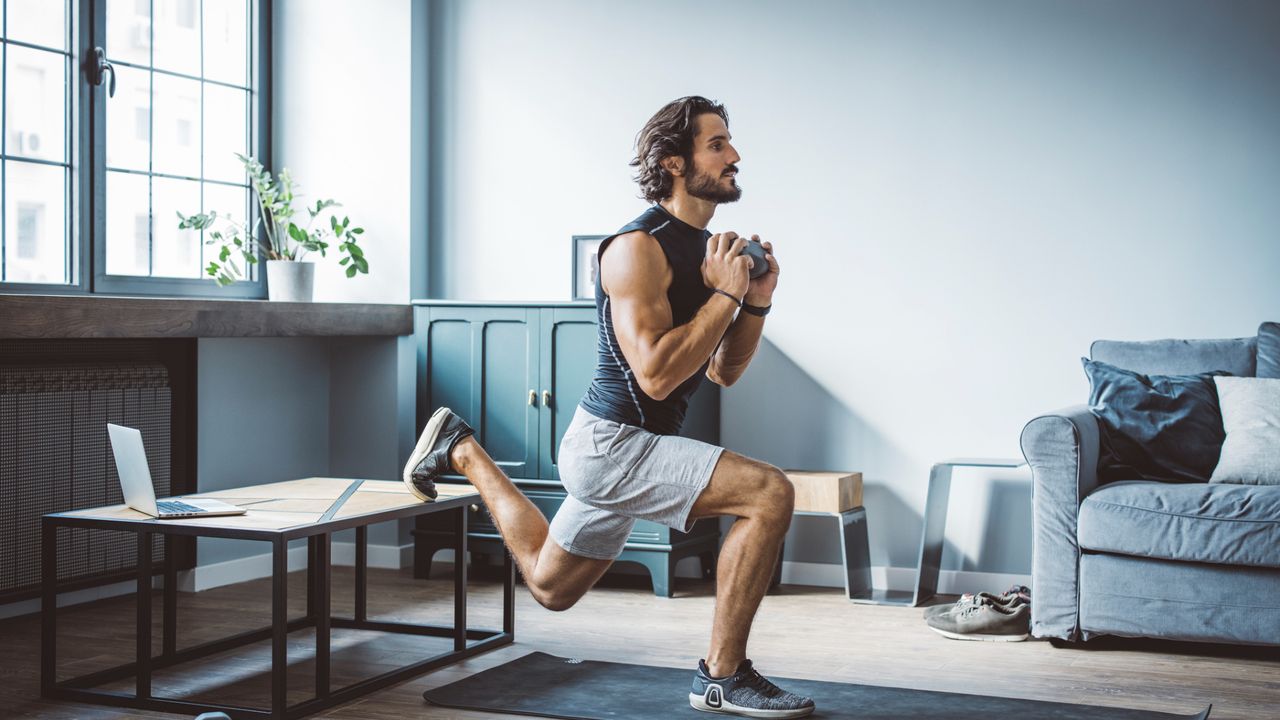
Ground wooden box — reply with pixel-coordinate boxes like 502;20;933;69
783;471;863;513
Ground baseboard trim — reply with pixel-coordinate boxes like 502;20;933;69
181;541;415;593
0;577;160;621
780;561;1029;596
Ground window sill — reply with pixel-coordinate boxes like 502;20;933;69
0;293;412;338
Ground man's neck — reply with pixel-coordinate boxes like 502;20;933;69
659;194;716;230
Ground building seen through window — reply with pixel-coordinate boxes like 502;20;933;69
104;0;252;281
2;0;70;284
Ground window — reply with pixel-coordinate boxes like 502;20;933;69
0;0;268;297
1;0;72;286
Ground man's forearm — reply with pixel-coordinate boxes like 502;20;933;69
644;293;739;397
710;310;765;385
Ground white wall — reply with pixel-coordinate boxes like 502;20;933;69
432;0;1280;578
273;0;412;303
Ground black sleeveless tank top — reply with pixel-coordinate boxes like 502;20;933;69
578;204;714;435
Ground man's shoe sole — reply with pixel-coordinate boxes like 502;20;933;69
689;692;815;719
929;626;1029;642
403;406;451;501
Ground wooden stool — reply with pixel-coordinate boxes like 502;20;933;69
774;471;910;604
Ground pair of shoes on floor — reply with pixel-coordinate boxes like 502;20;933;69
401;407;475;502
690;658;815;719
922;584;1029;620
925;584;1031;642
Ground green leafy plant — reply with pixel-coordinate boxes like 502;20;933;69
177;154;369;286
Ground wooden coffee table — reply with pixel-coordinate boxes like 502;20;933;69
41;478;513;719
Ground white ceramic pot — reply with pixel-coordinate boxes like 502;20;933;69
266;260;315;302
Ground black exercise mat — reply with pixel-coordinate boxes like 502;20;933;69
424;651;1212;720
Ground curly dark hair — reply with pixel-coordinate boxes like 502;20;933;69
630;96;729;202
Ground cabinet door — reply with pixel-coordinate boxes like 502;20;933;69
420;306;540;479
538;307;598;480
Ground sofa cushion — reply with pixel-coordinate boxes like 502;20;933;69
1092;336;1256;377
1079;480;1280;569
1210;377;1280;485
1084;358;1229;484
1259;322;1280;379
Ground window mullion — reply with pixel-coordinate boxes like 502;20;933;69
75;0;90;291
2;2;9;283
147;0;154;278
199;0;205;278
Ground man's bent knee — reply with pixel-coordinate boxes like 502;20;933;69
529;581;584;612
756;467;795;529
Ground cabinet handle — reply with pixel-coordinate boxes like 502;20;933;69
528;390;537;406
542;390;553;407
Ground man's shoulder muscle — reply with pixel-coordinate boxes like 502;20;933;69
601;230;672;298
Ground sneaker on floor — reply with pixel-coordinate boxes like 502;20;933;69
923;584;1030;619
927;601;1031;642
402;407;475;502
690;659;815;719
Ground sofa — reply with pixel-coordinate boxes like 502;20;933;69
1020;331;1280;646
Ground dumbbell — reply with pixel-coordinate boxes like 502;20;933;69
739;239;770;279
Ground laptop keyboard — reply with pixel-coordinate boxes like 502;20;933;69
157;500;205;515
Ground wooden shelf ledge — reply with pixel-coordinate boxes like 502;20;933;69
0;294;412;338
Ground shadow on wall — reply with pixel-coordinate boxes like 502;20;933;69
720;338;1032;575
972;479;1033;573
720;338;923;568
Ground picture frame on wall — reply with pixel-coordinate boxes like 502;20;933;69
571;235;606;301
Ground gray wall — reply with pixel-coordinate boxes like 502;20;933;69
428;0;1280;576
197;337;409;566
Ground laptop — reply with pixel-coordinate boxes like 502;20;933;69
106;423;246;519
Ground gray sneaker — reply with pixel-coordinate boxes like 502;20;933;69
402;407;475;501
923;584;1029;619
927;601;1030;641
690;659;815;719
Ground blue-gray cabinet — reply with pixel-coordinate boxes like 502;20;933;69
411;301;721;596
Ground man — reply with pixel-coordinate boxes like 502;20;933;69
404;96;813;719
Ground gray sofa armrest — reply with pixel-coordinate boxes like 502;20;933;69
1019;405;1100;641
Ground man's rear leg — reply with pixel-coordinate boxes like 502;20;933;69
449;435;612;611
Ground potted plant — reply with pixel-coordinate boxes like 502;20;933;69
177;154;369;301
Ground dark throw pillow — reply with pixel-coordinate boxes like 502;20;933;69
1258;322;1279;379
1083;358;1230;484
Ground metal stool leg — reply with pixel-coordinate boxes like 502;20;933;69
913;463;954;607
840;509;873;601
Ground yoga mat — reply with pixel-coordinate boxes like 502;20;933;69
424;651;1212;720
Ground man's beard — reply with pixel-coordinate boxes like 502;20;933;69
686;166;742;204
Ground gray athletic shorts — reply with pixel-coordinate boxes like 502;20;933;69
550;406;725;560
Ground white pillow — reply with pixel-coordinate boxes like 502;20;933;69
1209;377;1280;485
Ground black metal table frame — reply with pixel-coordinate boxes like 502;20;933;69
41;489;515;719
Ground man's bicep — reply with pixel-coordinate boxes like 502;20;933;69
600;233;673;378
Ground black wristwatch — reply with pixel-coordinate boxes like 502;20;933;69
741;301;771;317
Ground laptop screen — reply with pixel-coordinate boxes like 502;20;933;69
106;423;159;516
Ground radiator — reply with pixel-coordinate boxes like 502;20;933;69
0;361;171;600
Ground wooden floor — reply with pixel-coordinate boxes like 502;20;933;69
4;565;1277;719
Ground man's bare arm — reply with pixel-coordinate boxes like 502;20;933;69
603;231;745;400
707;312;765;386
